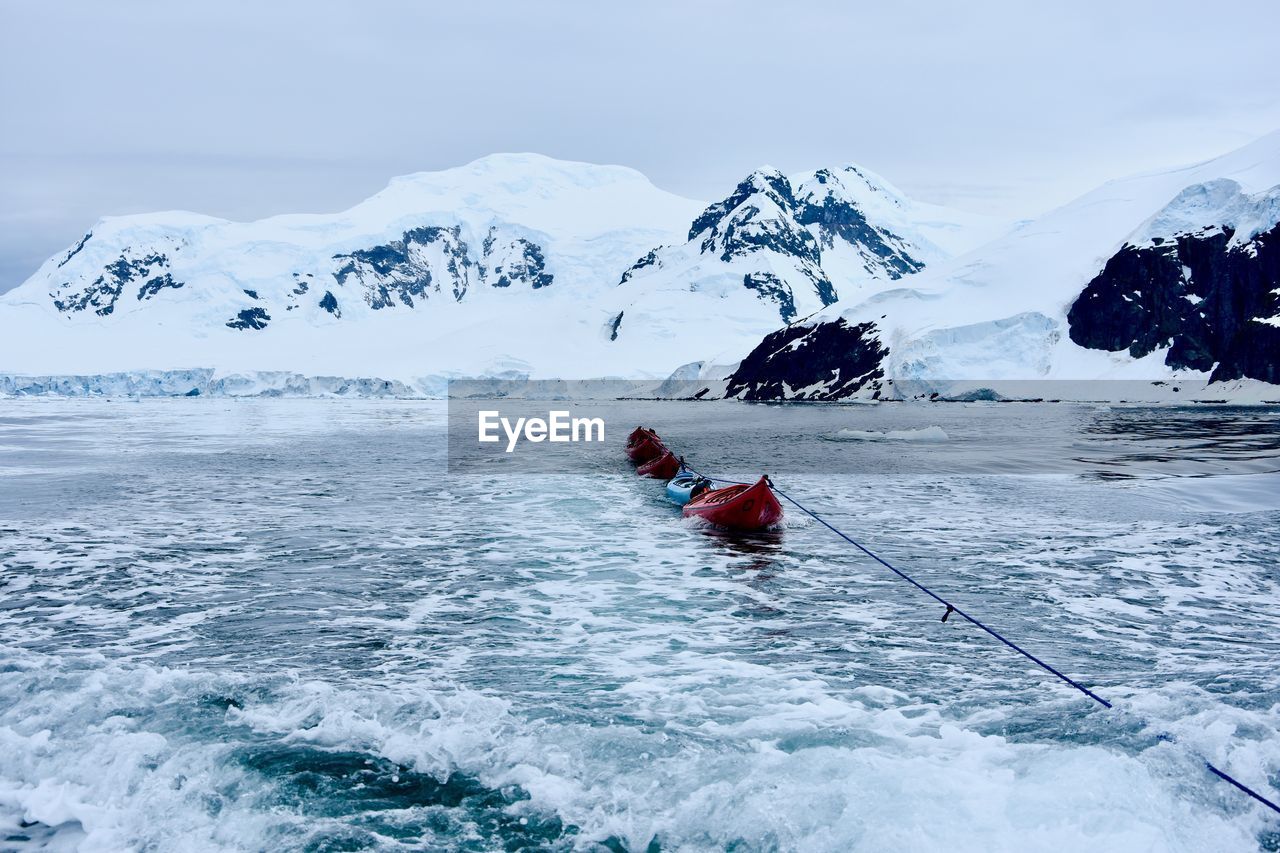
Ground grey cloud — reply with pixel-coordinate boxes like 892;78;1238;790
2;0;1278;291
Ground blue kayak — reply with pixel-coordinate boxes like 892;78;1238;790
666;470;712;505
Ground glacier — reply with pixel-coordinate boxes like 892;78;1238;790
0;370;425;398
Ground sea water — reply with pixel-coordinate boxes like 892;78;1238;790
0;399;1277;851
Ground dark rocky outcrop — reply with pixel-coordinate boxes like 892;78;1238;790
689;170;796;242
51;251;173;316
332;225;553;309
1068;224;1280;383
226;307;271;331
675;170;837;320
481;227;553;289
333;226;472;309
613;165;938;334
691;171;823;270
725;317;888;400
794;168;924;279
618;248;661;285
136;273;183;300
742;272;798;323
57;232;92;269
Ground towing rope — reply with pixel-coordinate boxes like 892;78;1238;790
682;465;1280;818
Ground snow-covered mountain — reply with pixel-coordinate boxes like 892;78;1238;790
604;164;1002;369
3;135;1277;400
1066;180;1280;384
723;131;1280;400
0;154;704;380
0;152;996;388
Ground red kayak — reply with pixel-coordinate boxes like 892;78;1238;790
627;435;666;463
636;449;681;479
627;426;656;446
682;476;783;530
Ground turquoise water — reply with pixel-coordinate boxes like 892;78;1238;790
1;399;1278;851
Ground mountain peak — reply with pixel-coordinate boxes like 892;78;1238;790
385;153;660;197
688;168;796;241
803;163;903;204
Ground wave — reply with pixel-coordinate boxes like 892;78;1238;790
1134;471;1280;514
0;651;1265;852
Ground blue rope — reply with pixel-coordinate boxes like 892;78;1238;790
684;466;1280;818
1207;763;1280;814
769;481;1114;708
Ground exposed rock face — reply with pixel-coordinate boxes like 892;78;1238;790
688;170;783;236
136;272;183;301
319;291;341;317
793;167;925;280
481;227;554;289
724;317;888;400
741;272;799;323
701;172;791;263
690;170;836;315
332;225;473;309
613;165;937;335
226;307;271;331
615;169;845;325
618;248;661;285
1068;223;1280;383
331;224;555;310
51;249;178;316
606;310;624;341
58;232;93;268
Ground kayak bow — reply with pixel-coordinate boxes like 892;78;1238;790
682;476;783;530
637;449;681;479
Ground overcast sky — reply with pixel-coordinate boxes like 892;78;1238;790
2;0;1278;292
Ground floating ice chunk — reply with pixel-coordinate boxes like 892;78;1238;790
824;426;949;442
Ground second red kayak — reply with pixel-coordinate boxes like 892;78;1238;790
627;434;665;463
682;477;783;530
637;449;681;479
